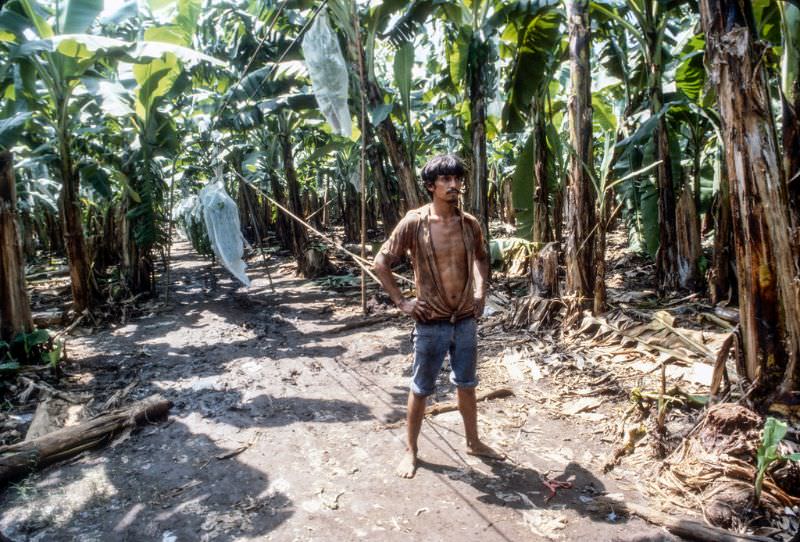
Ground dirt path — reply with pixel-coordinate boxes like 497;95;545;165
1;243;674;541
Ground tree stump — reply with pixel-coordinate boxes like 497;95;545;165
0;151;33;341
530;242;559;298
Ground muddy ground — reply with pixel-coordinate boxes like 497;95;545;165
1;241;678;541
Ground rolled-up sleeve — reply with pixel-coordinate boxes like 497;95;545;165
469;218;488;261
378;214;416;262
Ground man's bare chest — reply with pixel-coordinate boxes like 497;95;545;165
429;221;467;269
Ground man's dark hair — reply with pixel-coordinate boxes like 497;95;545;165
420;154;466;188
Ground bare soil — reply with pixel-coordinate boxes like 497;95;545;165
1;241;676;541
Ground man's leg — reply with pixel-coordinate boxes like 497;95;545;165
457;387;505;459
450;318;505;460
397;391;427;478
399;321;447;478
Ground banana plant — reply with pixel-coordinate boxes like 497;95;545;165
778;0;800;221
4;0;131;312
592;0;685;292
326;0;425;211
501;3;564;241
120;0;225;294
383;0;561;248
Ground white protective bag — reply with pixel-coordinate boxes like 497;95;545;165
199;181;251;287
301;12;352;137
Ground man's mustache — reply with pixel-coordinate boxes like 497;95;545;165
447;188;464;194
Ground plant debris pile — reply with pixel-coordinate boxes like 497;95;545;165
650;404;800;539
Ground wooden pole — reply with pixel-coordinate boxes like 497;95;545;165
599;498;775;542
354;1;368;314
164;155;178;303
242;181;276;292
322;173;330;227
0;151;33;341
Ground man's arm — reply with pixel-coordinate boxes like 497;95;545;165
374;253;430;321
472;240;490;318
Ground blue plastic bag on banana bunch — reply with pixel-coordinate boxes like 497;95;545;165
199;181;251;287
301;11;352;137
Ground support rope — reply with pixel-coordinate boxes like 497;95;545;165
231;169;414;287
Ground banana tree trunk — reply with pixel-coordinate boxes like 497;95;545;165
502;175;515;225
237;179;255;243
0;152;33;341
44;212;63;254
676;185;701;290
649;70;680;292
532;102;551;244
692;128;703;244
781;1;800;232
357;37;420;212
121;197;154;296
373;93;421;211
594;188;613;314
783;92;800;229
238;178;269;244
343;182;360;243
564;0;595;308
58;131;96;312
309;182;323;230
365;121;400;233
268;171;291;251
121;155;155;296
351;39;400;232
21;214;35;260
94;205;121;273
700;0;800;402
468;52;489;228
279;131;312;276
709;149;734;304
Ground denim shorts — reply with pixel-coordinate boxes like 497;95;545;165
410;317;478;396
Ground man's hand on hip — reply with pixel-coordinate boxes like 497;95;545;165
399;298;431;322
473;296;486;319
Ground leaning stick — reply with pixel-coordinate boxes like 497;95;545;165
232;170;413;286
426;388;514;416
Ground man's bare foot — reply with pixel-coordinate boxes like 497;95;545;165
396;450;418;478
466;441;506;460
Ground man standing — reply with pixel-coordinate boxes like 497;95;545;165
373;154;504;479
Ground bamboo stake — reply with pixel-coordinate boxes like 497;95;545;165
322;173;330;227
354;1;368;314
164;155;178;303
241;180;275;292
